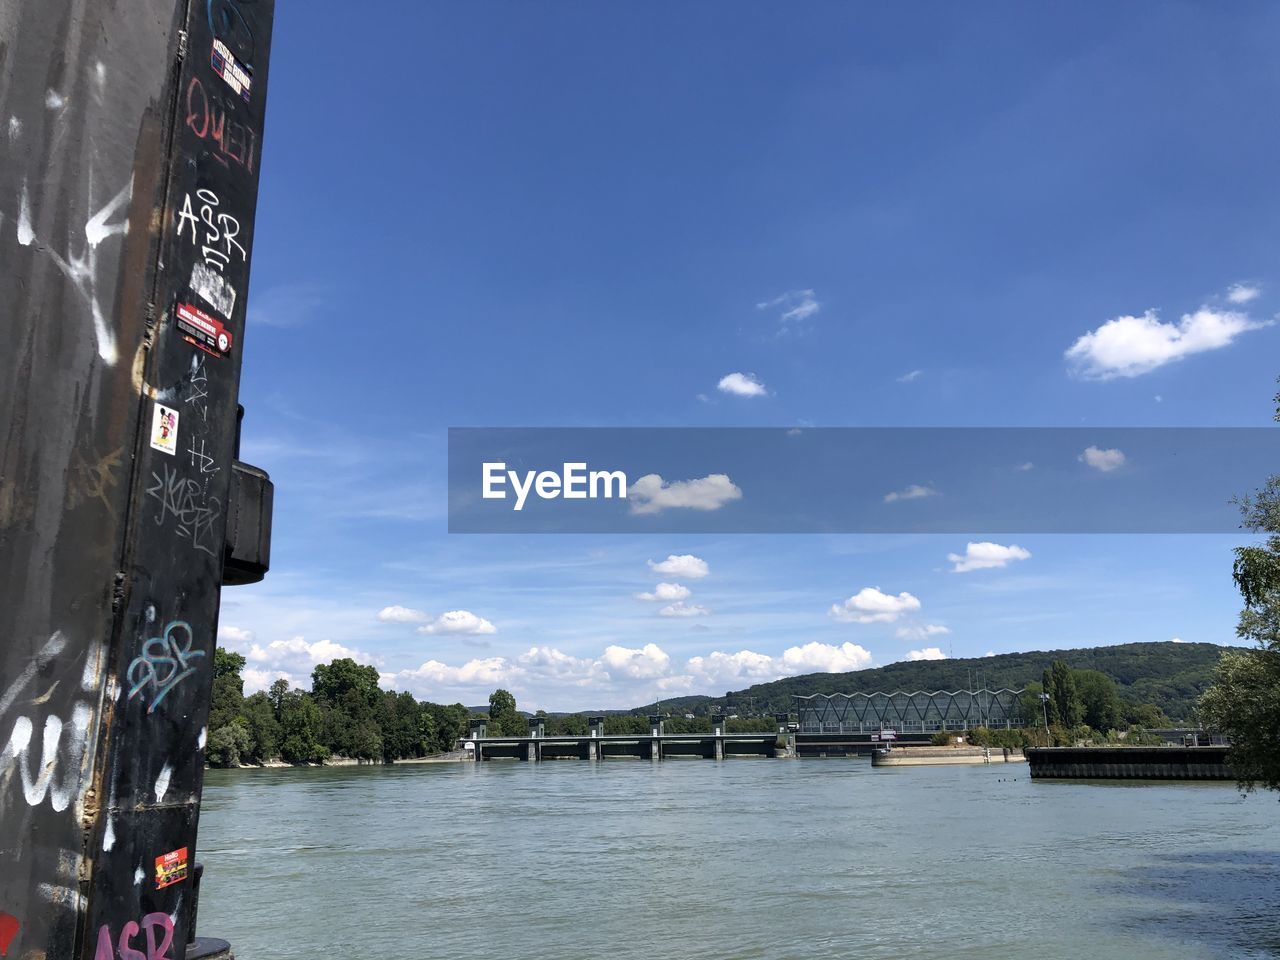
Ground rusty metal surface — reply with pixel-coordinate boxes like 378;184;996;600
0;1;274;957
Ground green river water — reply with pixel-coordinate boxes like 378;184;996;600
199;759;1280;959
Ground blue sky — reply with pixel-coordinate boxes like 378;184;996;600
219;2;1280;710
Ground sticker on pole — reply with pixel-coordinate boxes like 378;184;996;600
211;39;252;102
155;847;189;889
176;302;233;358
150;404;180;456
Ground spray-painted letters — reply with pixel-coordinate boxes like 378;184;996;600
127;622;204;714
175;188;245;274
93;912;175;960
145;464;221;556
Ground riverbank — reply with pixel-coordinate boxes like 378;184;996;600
208;751;471;770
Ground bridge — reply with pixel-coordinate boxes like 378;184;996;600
464;715;790;761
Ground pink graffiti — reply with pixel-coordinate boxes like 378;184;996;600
93;912;174;960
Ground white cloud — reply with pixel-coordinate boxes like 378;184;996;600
685;649;781;687
218;625;254;646
758;289;820;331
983;651;996;658
629;474;742;515
658;601;710;618
780;641;873;673
377;605;429;623
601;643;671;679
896;369;923;383
895;623;951;641
883;484;937;504
394;656;513;688
416;610;497;635
1065;306;1269;379
717;372;768;398
829;587;922;624
648;554;710;579
1079;446;1126;472
908;647;947;661
1171;637;1187;644
1227;283;1260;304
237;635;378;692
948;541;1032;573
636;582;691;602
1016;462;1035;472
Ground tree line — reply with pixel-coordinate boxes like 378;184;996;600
206;654;472;767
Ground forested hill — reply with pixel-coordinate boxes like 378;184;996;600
645;642;1236;723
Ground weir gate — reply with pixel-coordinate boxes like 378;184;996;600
465;716;789;761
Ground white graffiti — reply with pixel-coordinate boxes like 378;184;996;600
12;173;133;366
176;188;245;273
1;704;91;812
0;633;96;813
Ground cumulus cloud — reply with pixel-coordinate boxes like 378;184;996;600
896;369;923;383
1171;637;1187;644
1079;446;1126;472
648;554;710;579
883;484;937;504
895;623;951;641
948;541;1032;573
416;610;497;635
377;605;429;623
1065;305;1270;379
758;289;820;331
717;372;768;398
658;601;710;618
829;587;922;624
908;647;947;661
780;641;873;673
1227;283;1260;304
636;582;691;602
218;625;254;645
629;474;742;515
685;649;780;687
601;643;671;679
236;636;379;692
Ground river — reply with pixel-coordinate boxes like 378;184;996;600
199;759;1280;960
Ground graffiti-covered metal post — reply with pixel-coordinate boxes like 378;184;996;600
0;1;275;958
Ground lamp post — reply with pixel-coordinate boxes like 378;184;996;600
1039;692;1051;742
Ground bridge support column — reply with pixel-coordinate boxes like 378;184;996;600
527;717;544;762
589;716;604;761
712;714;726;760
469;719;487;761
649;715;664;761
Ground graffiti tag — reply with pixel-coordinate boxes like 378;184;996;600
145;463;221;556
127;621;205;714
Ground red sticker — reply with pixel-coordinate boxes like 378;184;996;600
175;302;233;358
155;847;189;890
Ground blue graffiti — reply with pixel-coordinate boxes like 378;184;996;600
127;621;205;714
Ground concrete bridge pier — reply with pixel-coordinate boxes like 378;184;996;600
469;719;487;761
649;715;664;760
712;714;727;760
527;717;545;762
588;716;605;761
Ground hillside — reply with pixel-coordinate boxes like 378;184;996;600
636;641;1236;723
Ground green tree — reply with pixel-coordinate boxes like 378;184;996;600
488;688;526;737
1074;670;1123;732
278;690;329;764
208;648;246;732
1046;660;1083;728
207;722;252;767
312;658;381;708
268;677;290;719
239;691;280;763
1199;382;1280;794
